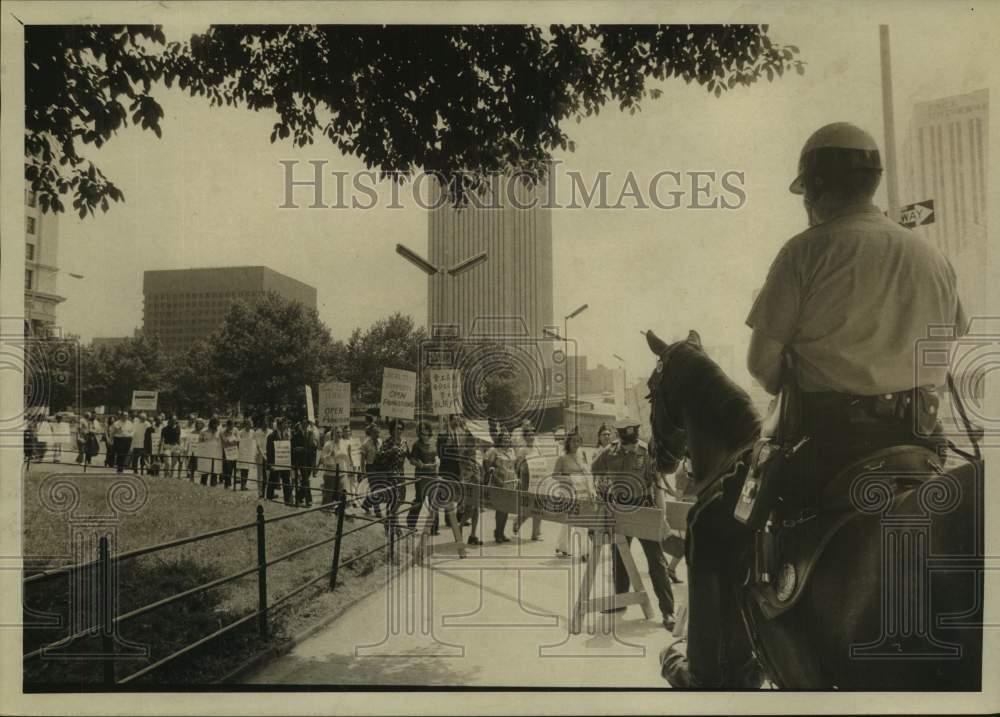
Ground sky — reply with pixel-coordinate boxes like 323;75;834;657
50;10;996;393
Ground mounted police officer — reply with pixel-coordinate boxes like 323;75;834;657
662;122;967;687
592;417;675;631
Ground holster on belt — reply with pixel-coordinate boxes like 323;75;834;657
776;351;803;443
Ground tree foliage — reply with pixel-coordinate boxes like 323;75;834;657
340;313;427;405
26;24;805;214
202;293;342;418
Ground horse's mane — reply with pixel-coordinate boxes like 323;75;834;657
669;342;761;449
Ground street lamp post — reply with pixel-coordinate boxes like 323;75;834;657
612;352;628;416
396;243;488;418
562;303;589;425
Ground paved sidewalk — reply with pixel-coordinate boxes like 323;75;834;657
244;518;687;687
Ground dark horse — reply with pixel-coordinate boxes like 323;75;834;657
645;329;983;689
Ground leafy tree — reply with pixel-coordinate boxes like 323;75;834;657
204;293;340;418
159;340;225;417
27;24;804;214
77;335;167;411
340;313;427;405
25;25;169;217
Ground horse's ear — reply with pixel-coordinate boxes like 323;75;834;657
686;330;702;348
645;330;669;356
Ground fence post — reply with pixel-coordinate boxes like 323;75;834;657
97;535;115;688
255;505;268;638
329;467;347;590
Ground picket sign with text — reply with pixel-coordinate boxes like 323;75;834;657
380;368;417;420
318;382;351;426
305;385;315;423
224;445;239;461
273;440;291;466
131;390;158;411
429;369;462;416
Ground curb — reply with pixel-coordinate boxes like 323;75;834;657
219;549;419;684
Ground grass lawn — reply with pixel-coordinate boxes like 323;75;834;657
22;462;396;688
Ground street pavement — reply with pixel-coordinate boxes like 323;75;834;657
243;513;687;687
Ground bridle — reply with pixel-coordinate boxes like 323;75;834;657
647;351;688;472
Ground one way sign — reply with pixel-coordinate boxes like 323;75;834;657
900;199;935;228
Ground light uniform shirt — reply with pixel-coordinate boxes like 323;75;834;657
746;202;966;395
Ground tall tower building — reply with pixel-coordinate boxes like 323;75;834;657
24;184;64;336
427;175;554;340
902;89;989;316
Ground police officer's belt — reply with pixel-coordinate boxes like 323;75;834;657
799;387;936;431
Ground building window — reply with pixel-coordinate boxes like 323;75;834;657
26;243;35;261
26;216;36;235
25;269;33;291
27;190;37;208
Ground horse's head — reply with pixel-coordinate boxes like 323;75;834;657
644;329;704;474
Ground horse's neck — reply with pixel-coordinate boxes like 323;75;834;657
685;407;757;483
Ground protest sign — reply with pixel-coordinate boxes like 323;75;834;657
131;390;158;411
305;385;315;422
380;368;417;419
273;439;291;467
429;369;462;415
224;445;239;461
318;382;351;425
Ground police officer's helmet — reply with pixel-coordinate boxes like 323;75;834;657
614;417;641;444
789;123;882;199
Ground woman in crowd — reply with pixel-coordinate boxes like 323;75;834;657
318;424;355;512
184;418;201;481
199;417;222;487
595;423;614;457
359;423;382;516
220;418;241;489
406;421;439;534
482;425;517;544
554;427;596;560
236;419;259;491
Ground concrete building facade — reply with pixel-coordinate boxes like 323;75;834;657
902;88;990;317
426;176;554;340
24;185;64;335
143;266;317;353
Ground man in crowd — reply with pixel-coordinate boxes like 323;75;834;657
130;412;150;475
512;421;544;541
373;419;409;540
267;417;294;505
111;412;134;474
437;413;481;545
290;418;318;507
161;415;182;478
359;423;382;516
592;417;675;631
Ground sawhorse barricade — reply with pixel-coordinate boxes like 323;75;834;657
455;481;691;634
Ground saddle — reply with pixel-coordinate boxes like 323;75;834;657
748;443;943;620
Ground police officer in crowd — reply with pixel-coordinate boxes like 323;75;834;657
592;417;675;631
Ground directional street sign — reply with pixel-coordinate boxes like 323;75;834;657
900;199;935;228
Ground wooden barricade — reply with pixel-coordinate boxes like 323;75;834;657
458;481;692;633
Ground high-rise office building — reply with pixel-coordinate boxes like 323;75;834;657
427;175;554;340
24;184;64;336
143;266;317;354
902;88;989;315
